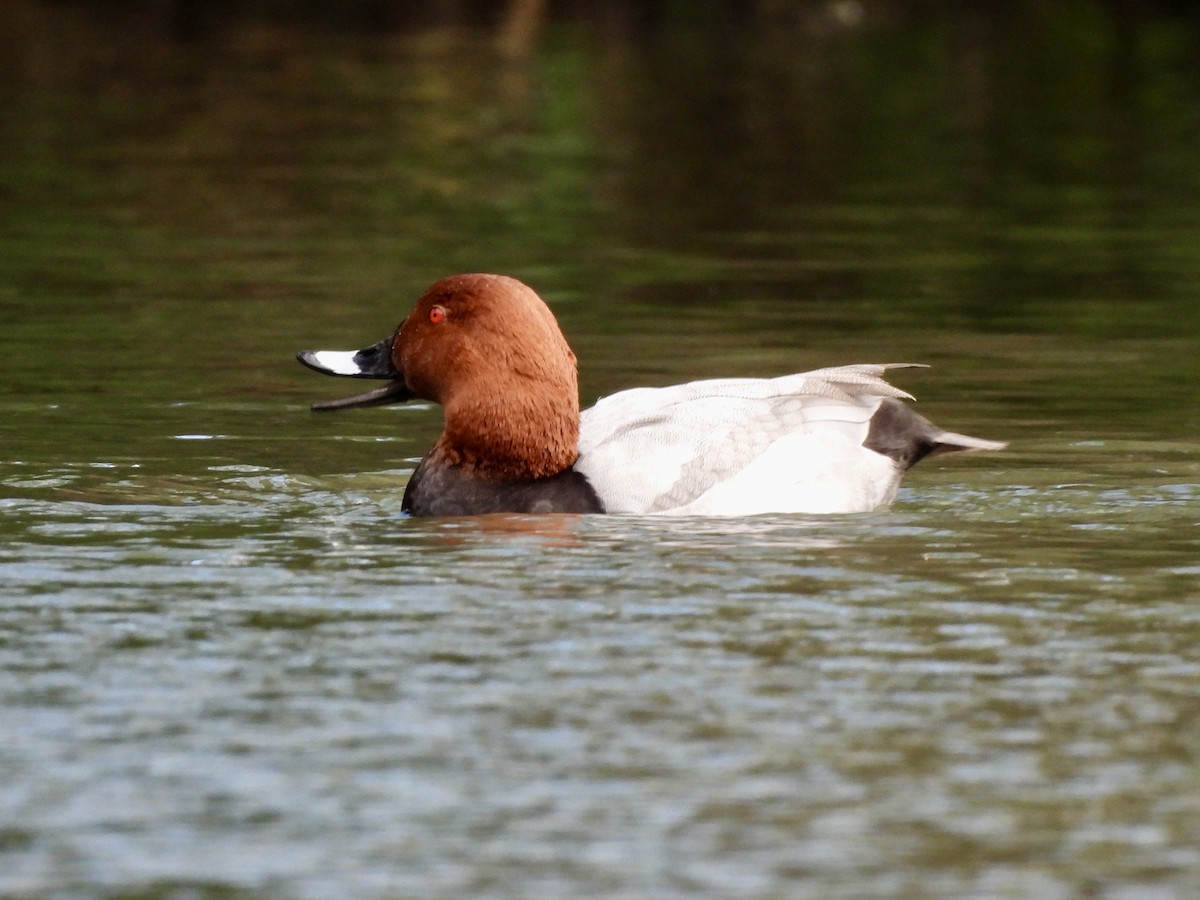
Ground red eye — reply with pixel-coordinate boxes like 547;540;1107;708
429;305;446;324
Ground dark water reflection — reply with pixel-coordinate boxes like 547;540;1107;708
3;1;1200;897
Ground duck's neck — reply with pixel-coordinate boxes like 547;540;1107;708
438;388;579;481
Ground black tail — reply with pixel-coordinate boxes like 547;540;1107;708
864;399;1006;470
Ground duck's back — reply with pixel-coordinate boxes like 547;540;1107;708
575;364;981;516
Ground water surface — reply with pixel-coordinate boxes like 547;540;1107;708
2;2;1200;897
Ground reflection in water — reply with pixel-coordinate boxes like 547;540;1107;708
3;1;1200;897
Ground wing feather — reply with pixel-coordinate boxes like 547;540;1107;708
577;365;917;514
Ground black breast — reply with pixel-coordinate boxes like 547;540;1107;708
402;458;605;517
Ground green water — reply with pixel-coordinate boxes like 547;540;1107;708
3;2;1200;897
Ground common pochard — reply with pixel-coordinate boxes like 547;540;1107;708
298;274;1005;517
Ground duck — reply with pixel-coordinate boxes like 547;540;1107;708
297;273;1005;517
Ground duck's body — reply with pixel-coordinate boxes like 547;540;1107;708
298;274;1005;517
575;367;1001;516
